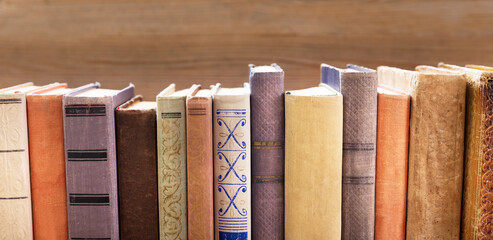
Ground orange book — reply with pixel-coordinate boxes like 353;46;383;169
27;84;73;240
374;85;410;240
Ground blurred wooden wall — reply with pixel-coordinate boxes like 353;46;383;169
1;0;493;99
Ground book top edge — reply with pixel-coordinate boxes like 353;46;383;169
286;83;341;97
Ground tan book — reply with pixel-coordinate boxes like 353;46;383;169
436;63;493;239
284;83;343;240
378;66;466;239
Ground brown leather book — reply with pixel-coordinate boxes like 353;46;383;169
374;85;410;240
186;86;214;240
115;95;159;239
27;83;72;240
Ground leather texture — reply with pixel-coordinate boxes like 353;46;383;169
116;95;159;240
321;64;378;240
379;66;466;240
284;84;343;240
249;64;284;240
374;86;410;240
63;83;134;240
186;89;214;240
27;84;69;240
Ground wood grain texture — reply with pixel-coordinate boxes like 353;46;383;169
1;0;492;99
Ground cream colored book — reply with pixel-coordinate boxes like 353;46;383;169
156;84;195;240
0;83;44;240
378;66;466;240
212;83;251;240
284;83;343;240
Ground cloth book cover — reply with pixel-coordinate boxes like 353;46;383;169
374;85;410;240
321;63;378;239
378;66;466;239
0;83;44;240
436;63;493;239
63;83;134;240
284;83;343;240
212;83;251;240
156;84;191;240
186;86;214;239
248;63;285;240
27;83;74;240
116;95;158;239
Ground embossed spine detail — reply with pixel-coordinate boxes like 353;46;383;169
479;80;493;239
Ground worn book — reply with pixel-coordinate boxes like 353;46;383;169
212;83;251;240
63;83;134;240
248;64;285;240
116;95;158;239
186;86;214;240
374;85;410;240
285;83;343;240
321;64;378;239
0;83;45;240
378;66;466;239
435;63;493;239
156;84;192;240
27;83;74;240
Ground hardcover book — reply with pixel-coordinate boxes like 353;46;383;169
27;83;74;240
63;83;134;240
249;64;285;240
186;86;214;239
0;83;43;240
212;83;251;240
321;64;378;239
374;85;410;240
156;84;192;240
284;83;343;240
378;66;466;239
116;95;158;239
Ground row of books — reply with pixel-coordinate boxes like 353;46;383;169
0;62;491;240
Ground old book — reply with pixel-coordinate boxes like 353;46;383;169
435;63;493;240
156;84;192;240
321;63;378;239
116;95;158;239
285;83;343;240
248;64;284;240
374;85;410;240
186;86;214;240
63;83;134;240
212;83;251;240
0;83;45;240
27;83;75;240
378;66;466;239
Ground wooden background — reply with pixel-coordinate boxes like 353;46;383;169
1;0;493;99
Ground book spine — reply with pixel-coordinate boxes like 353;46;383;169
249;71;284;239
0;93;33;240
156;96;188;240
284;94;343;240
27;94;68;240
186;96;214;239
116;100;158;239
213;94;251;240
374;93;410;240
63;96;122;240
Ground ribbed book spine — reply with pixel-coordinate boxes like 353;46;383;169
186;92;214;239
157;90;188;240
213;91;251;240
249;66;284;240
116;96;158;239
0;92;33;240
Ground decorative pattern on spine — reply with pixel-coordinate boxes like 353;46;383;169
321;64;378;240
248;64;284;240
156;84;188;240
213;84;251;240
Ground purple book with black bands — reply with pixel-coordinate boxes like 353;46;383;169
63;83;134;240
249;64;285;240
